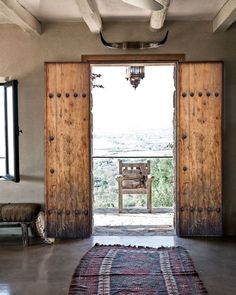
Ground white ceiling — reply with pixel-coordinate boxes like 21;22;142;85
14;0;228;23
0;0;234;36
0;12;11;24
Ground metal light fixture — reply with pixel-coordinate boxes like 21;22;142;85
126;66;145;89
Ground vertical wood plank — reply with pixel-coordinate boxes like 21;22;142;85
45;62;91;238
45;63;58;236
177;62;222;236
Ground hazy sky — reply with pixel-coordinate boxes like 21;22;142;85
92;65;175;134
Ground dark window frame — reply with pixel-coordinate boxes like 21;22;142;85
0;80;20;182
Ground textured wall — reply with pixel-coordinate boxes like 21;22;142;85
0;21;236;235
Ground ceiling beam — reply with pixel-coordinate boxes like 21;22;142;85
150;0;170;30
0;0;41;36
150;8;168;30
122;0;163;11
213;0;236;32
75;0;102;33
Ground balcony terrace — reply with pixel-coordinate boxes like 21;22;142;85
93;156;175;235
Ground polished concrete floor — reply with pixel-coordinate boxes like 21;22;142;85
0;235;236;295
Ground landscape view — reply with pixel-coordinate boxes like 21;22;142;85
93;128;174;209
92;65;175;210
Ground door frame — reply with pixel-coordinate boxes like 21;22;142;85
82;54;185;233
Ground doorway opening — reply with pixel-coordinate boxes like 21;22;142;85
91;63;176;235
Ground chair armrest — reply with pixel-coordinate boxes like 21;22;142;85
147;174;154;182
115;175;123;182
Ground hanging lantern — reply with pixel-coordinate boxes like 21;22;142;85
126;66;145;89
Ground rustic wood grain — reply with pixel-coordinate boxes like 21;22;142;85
45;62;91;238
81;54;185;63
45;63;58;236
177;62;223;236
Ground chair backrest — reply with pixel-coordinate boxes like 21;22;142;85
118;160;151;177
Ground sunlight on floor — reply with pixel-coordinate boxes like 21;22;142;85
94;212;173;227
93;209;175;236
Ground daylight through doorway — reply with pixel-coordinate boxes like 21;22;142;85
92;64;176;236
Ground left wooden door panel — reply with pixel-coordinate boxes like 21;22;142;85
45;62;91;238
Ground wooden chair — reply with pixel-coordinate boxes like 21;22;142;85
116;160;154;213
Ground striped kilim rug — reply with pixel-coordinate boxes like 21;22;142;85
69;244;208;295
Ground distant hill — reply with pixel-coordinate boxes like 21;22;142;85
93;128;173;157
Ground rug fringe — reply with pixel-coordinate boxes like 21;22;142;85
94;243;185;251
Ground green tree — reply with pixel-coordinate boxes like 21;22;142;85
152;158;174;207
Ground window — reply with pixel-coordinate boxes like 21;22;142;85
0;80;20;182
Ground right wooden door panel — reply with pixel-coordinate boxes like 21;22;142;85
177;62;222;236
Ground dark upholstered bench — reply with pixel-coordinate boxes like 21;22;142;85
0;203;41;246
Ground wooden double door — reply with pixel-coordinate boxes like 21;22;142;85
45;61;222;238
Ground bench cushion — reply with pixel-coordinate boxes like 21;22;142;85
0;203;41;222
